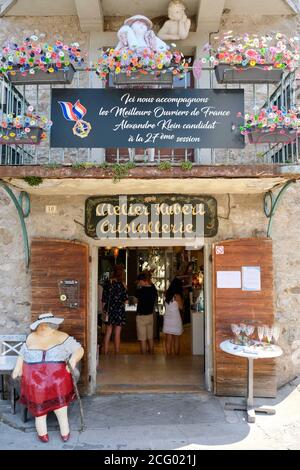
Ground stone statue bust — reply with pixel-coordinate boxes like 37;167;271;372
116;15;169;52
158;1;191;41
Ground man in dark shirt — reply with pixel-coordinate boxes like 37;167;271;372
135;272;158;354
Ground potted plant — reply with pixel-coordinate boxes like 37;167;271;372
203;32;300;84
0;35;86;85
238;106;299;144
0;106;52;145
96;47;189;87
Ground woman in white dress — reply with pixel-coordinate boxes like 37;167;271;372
163;277;184;355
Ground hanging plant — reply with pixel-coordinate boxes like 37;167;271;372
203;31;300;83
23;176;43;187
181;161;193;171
95;46;190;82
0;34;86;84
158;161;172;170
238;105;300;144
0;106;52;145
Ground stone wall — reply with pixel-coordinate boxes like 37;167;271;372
0;191;31;333
0;190;266;326
271;181;300;385
0;176;299;386
0;12;299;387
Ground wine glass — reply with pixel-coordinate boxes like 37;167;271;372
245;324;255;345
264;325;273;344
231;323;241;343
257;325;265;345
239;322;247;345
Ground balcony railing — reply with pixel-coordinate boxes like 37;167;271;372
0;67;299;167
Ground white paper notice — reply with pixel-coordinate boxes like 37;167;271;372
242;266;261;291
217;271;241;289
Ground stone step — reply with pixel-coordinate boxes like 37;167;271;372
97;384;205;394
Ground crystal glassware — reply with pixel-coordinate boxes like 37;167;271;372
239;322;247;345
257;325;264;344
264;325;273;344
245;324;255;346
231;323;241;343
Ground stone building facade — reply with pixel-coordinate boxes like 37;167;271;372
0;2;300;392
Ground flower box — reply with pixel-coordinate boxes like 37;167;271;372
0;127;43;145
215;64;283;84
7;64;76;85
247;128;297;144
112;70;173;87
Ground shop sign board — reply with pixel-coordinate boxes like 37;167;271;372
85;195;218;242
50;88;244;149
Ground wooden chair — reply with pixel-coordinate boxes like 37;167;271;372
0;334;26;418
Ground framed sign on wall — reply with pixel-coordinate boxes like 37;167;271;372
50;88;245;149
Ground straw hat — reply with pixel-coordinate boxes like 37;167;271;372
30;312;64;331
124;15;153;30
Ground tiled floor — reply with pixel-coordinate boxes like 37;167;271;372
97;325;205;393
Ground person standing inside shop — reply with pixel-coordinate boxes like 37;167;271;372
102;265;128;355
135;272;158;354
163;277;184;355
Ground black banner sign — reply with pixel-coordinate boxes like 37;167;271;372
50;88;244;149
85;195;218;240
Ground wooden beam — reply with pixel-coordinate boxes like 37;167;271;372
0;164;299;179
196;0;226;32
75;0;104;32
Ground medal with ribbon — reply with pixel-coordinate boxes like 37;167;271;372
58;99;91;138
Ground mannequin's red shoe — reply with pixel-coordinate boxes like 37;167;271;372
61;433;70;442
37;434;49;443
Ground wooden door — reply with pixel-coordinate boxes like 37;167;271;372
31;239;89;388
213;238;276;397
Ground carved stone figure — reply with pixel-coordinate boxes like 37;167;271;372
158;1;191;41
116;15;169;51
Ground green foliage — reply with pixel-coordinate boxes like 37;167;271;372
158;161;172;171
69;161;136;182
181;161;193;171
111;162;136;183
71;162;97;169
100;162;110;170
23;176;43;187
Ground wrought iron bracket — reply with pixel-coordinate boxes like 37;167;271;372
264;179;296;237
0;180;30;269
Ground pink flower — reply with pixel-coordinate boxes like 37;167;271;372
245;49;258;58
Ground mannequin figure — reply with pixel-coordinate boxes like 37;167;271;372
116;15;167;162
158;1;191;41
12;313;84;443
116;15;169;52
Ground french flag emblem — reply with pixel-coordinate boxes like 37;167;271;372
59;100;87;121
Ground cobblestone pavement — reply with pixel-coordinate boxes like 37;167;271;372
0;377;299;450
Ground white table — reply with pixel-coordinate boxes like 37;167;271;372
220;339;283;423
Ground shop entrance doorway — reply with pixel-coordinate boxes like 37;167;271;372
96;246;205;393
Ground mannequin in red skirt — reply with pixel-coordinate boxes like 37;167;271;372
12;313;84;443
